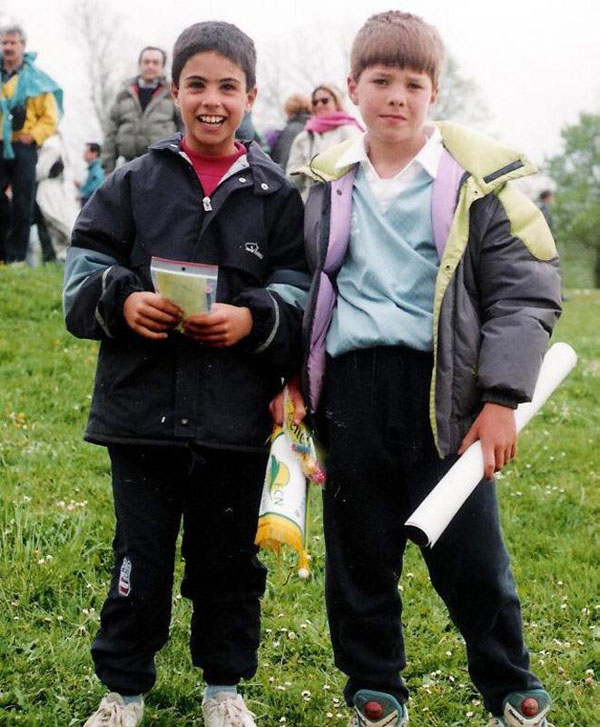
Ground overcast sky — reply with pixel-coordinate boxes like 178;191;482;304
5;0;600;170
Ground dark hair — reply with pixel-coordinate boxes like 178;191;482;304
350;11;445;85
86;142;101;155
138;46;167;66
171;21;256;89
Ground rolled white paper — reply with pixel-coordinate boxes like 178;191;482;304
405;342;577;547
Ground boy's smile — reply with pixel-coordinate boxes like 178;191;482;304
348;64;438;162
172;50;256;157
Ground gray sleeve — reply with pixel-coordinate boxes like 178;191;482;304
63;247;143;340
476;194;562;403
64;169;143;340
101;102;120;173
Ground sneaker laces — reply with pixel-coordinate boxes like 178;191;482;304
84;695;142;727
94;702;124;726
203;695;257;727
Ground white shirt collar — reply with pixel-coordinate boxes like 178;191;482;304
335;125;443;180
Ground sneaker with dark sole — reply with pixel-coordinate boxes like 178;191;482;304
350;690;408;727
487;689;553;727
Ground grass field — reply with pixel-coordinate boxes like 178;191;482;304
0;265;598;727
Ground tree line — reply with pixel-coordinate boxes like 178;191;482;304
545;112;600;288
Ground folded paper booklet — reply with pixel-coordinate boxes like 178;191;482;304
150;256;218;319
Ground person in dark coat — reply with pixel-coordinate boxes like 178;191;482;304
65;20;309;727
270;93;311;170
537;190;555;234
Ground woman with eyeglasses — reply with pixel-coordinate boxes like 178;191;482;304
286;83;362;200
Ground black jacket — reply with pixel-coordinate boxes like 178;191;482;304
270;112;310;169
64;135;309;451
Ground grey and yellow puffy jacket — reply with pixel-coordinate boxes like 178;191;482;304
302;121;562;456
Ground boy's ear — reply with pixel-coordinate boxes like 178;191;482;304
430;85;439;106
171;82;179;105
246;85;258;110
347;74;359;106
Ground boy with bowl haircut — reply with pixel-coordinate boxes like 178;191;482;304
64;20;308;727
299;10;561;727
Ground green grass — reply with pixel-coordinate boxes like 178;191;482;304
0;265;598;727
560;240;598;290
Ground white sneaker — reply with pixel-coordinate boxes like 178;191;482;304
83;693;144;727
202;692;257;727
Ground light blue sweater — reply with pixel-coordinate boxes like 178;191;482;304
326;164;439;356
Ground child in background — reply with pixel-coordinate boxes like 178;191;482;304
296;10;561;727
76;142;104;206
64;20;308;727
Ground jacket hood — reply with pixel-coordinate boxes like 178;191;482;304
303;120;537;192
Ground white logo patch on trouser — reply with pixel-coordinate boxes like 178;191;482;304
118;556;132;596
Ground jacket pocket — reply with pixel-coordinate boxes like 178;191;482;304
11;104;26;131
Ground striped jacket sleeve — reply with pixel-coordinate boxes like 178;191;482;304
63;169;143;340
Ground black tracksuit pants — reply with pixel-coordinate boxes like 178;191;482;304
0;141;38;263
91;444;268;695
320;346;542;716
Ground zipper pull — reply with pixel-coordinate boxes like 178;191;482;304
202;196;212;212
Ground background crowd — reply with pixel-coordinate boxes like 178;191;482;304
0;23;380;266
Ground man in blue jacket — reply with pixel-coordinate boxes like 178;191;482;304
0;23;62;262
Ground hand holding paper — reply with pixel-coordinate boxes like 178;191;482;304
123;291;182;340
269;373;306;426
405;342;577;548
183;303;253;347
150;256;218;321
458;402;517;480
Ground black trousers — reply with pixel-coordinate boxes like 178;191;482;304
34;200;56;262
91;444;268;695
0;142;38;262
0;189;10;261
320;346;542;715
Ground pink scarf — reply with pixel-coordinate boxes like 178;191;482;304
305;112;364;134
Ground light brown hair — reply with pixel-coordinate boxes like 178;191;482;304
350;11;445;86
284;93;312;118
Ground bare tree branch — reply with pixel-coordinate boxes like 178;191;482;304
432;55;489;127
254;25;489;134
254;23;355;132
68;0;132;131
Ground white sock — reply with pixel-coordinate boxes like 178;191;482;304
205;685;238;700
121;694;143;705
